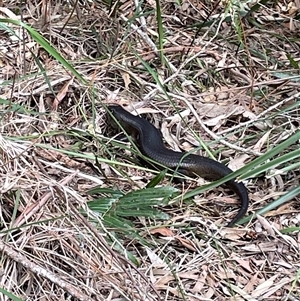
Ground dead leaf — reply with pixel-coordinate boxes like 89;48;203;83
241;241;278;252
175;236;197;252
192;265;208;292
161;121;181;151
106;88;120;103
120;71;131;89
165;109;190;125
253;130;271;152
252;274;278;297
244;272;260;292
52;78;73;111
150;227;175;237
233;258;254;274
228;154;249;170
219;228;250;240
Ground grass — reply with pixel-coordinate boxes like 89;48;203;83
0;0;300;300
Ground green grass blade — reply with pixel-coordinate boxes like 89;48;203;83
183;130;300;200
241;148;300;179
0;18;87;84
155;0;164;64
239;185;300;225
0;288;23;301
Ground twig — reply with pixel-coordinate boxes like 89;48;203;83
12;172;78;227
0;240;93;301
218;91;300;135
168;92;263;156
134;0;146;27
120;13;176;72
144;19;220;101
38;158;104;185
69;203;161;300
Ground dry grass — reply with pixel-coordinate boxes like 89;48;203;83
0;0;300;300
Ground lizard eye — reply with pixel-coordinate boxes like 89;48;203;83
108;105;122;116
107;107;118;118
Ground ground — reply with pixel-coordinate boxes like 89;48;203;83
0;0;300;300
